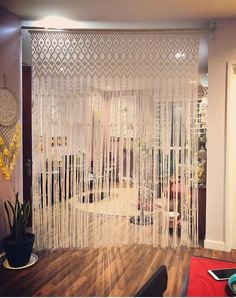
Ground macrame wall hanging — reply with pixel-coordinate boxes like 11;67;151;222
0;74;20;180
31;30;201;249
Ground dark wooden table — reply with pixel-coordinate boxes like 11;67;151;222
0;246;168;297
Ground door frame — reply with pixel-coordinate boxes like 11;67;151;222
225;61;236;251
22;65;32;226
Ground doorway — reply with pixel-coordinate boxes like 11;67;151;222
22;65;32;226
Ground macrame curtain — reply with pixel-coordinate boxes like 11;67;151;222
31;31;201;249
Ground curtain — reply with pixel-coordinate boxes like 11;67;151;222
31;31;201;249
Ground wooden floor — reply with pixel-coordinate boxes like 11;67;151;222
0;245;236;297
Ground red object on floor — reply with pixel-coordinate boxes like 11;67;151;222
187;256;236;297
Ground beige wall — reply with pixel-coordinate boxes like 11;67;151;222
206;18;236;250
0;7;21;242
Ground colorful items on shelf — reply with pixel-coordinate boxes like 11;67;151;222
198;146;207;186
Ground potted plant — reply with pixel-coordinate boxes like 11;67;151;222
2;193;35;267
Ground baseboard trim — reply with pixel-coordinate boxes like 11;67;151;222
204;239;229;251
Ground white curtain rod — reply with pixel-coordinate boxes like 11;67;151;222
22;25;215;34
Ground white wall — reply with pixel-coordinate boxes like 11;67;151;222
205;18;236;250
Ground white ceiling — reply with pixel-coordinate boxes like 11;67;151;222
0;0;236;24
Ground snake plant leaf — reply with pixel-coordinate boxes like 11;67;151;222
4;201;13;233
3;193;31;242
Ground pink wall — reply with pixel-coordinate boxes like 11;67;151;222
0;7;21;242
206;18;236;249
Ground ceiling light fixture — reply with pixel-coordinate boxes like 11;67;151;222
33;16;86;30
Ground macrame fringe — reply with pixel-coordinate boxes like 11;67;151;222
31;31;201;249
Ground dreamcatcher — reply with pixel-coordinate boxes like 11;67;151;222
0;74;20;180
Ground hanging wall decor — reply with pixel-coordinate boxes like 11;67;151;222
0;123;21;180
0;75;18;126
31;30;201;249
0;74;20;180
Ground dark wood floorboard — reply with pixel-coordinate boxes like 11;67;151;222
0;246;236;297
